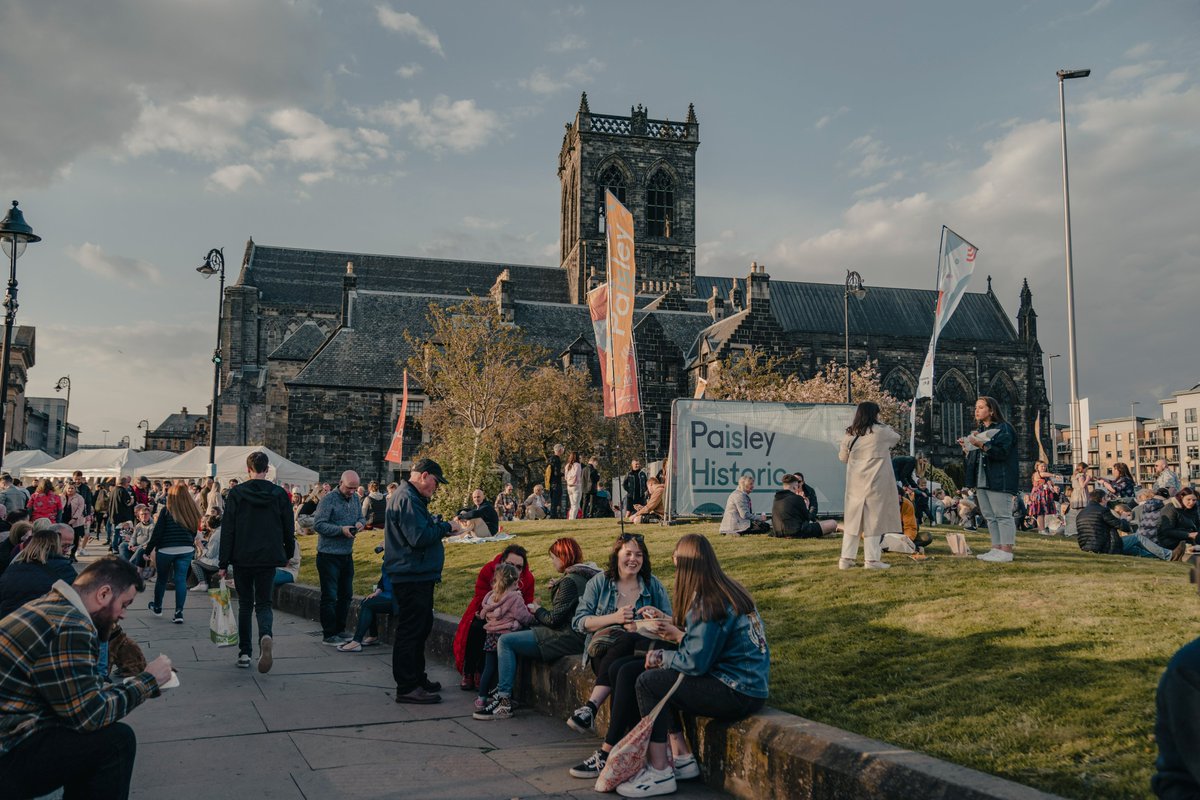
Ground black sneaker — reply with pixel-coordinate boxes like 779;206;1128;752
472;694;512;720
567;704;595;733
172;611;184;624
148;602;162;617
569;749;607;779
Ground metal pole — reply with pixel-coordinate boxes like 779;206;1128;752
1047;354;1060;466
0;247;16;465
204;249;226;478
844;278;851;403
1058;70;1089;468
61;379;70;456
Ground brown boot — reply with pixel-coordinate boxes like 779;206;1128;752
1171;543;1188;561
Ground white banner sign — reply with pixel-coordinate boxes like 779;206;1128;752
668;399;854;518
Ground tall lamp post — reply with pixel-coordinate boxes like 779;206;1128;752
196;248;226;479
0;202;41;465
54;375;71;456
1129;400;1140;482
136;419;150;450
1058;67;1090;468
843;270;867;403
1047;353;1061;466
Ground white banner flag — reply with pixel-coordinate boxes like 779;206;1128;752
915;227;979;400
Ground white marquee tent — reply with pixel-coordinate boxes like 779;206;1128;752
139;445;318;488
0;449;56;479
22;448;176;480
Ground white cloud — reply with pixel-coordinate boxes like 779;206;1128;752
396;63;423;79
124;94;254;160
815;106;849;130
375;6;444;56
1125;42;1154;59
207;164;264;192
360;96;500;154
548;34;587;53
299;170;335;185
1109;61;1165;82
267;108;360;166
519;59;605;95
462;216;505;230
66;242;162;286
845;134;897;178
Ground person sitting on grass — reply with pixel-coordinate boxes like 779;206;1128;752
337;556;392;653
275;537;300;586
719;475;769;536
473;562;535;707
1122;489;1171;560
454;489;500;538
882;485;928;556
630;477;666;524
522;485;549;520
1158;488;1200;559
769;473;836;539
1075;489;1132;555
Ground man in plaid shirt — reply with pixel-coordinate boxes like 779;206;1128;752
0;556;173;799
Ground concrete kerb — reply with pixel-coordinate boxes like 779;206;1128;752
272;582;1065;800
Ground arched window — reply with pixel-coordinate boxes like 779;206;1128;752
989;372;1017;424
938;372;972;446
597;165;627;232
646;170;674;238
882;368;915;403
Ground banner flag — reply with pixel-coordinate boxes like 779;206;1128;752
915;226;979;400
605;190;641;416
384;370;409;463
1034;410;1049;464
586;284;614;417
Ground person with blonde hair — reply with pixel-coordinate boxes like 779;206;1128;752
719;475;769;535
0;525;76;618
144;483;202;623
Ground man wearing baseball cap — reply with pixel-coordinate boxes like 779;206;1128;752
385;458;453;704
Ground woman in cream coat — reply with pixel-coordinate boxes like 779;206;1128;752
838;401;902;570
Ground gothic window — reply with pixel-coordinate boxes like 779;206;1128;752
882;369;915;402
988;372;1016;423
938;374;971;446
597;165;627;232
646;170;674;238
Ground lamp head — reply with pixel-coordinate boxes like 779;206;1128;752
196;248;224;277
845;270;867;300
1057;69;1091;80
0;201;41;261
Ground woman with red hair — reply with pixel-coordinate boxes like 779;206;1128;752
454;545;535;690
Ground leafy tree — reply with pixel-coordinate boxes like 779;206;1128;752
415;426;504;519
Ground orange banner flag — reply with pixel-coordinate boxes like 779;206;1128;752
604;190;641;416
384;370;409;463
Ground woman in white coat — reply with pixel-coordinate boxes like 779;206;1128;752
838;401;903;570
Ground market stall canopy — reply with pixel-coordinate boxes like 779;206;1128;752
0;449;56;479
139;445;318;488
22;448;176;480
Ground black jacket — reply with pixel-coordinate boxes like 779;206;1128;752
1075;502;1130;554
145;509;196;552
219;479;295;569
1158;500;1200;550
384;479;451;583
622;470;648;507
770;490;818;537
0;556;76;617
963;422;1020;494
459;499;499;535
1154;637;1200;799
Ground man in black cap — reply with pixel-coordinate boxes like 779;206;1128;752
384;458;453;704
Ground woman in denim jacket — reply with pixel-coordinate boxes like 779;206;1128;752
615;533;769;798
962;396;1020;563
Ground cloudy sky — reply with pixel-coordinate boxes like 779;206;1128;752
2;0;1197;445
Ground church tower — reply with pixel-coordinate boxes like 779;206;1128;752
557;93;700;304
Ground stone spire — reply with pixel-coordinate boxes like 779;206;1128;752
1017;278;1038;348
686;103;697;124
578;91;590;115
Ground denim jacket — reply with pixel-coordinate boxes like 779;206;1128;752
660;605;770;699
963;421;1018;495
572;571;671;663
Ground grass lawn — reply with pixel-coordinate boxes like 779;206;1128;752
297;519;1197;799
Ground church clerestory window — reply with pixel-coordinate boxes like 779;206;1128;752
597;165;627;233
646;170;674;238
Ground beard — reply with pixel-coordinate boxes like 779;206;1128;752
91;603;123;641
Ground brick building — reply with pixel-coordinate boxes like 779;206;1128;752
213;96;1050;486
145;407;208;453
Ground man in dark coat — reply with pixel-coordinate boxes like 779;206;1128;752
1075;490;1131;554
622;459;648;519
770;474;836;538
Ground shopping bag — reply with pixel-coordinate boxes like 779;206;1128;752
946;532;973;557
209;579;239;647
595;672;685;792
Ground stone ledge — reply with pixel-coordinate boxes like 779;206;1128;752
274;582;1063;800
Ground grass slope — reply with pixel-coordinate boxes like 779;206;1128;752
297;520;1194;799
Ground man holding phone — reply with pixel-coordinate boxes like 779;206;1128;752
313;470;365;645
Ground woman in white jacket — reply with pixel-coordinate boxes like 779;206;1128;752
838;401;903;570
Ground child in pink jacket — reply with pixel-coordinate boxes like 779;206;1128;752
476;562;535;706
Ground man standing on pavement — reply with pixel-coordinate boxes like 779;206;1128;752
0;557;173;799
109;477;136;532
0;473;28;516
219;451;295;672
385;458;453;704
313;470;364;645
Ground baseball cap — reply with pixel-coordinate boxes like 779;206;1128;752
413;458;449;485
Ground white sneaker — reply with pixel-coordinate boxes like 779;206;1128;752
977;549;1014;563
616;764;677;797
837;558;856;571
863;560;891;570
672;754;700;780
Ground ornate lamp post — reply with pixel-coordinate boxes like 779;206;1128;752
54;375;71;456
136;419;150;450
843;270;867;403
0;202;41;464
196;248;226;478
1057;67;1090;467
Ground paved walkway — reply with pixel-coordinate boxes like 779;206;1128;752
120;596;726;800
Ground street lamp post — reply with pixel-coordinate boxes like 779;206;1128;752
0;202;41;465
1130;400;1140;482
843;270;867;403
1058;67;1090;468
102;430;110;447
1047;353;1061;466
54;376;71;456
136;419;149;450
196;248;226;479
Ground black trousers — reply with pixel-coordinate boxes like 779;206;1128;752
590;632;652;688
0;722;137;799
635;669;764;743
233;565;275;656
462;617;487;676
392;579;436;693
316;552;354;637
549;482;564;518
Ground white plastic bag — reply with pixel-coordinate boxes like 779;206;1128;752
209;579;239;647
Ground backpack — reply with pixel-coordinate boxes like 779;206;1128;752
368;496;386;527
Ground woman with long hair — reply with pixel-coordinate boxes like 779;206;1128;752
565;451;583;520
1028;461;1059;535
838;401;902;570
62;482;88;562
26;479;63;525
962;396;1020;562
1108;462;1136;503
452;545;535;690
0;526;76;617
144;482;202;623
613;533;769;797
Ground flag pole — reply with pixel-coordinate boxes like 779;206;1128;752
911;226;948;456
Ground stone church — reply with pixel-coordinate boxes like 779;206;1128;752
214;94;1050;487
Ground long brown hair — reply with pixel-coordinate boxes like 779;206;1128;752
1113;462;1132;481
975;395;1005;427
671;533;755;627
606;534;652;582
846;402;880;436
166;482;202;534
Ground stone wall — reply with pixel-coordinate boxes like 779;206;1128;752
286;386;397;484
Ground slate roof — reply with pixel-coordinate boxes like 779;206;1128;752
152;411;205;436
692;275;1018;342
268;321;328;362
243;243;570;310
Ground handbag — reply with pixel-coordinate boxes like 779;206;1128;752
594;672;686;792
946;532;973;557
209;579;239;647
587;625;632;661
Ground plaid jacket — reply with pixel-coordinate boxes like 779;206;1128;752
0;581;157;755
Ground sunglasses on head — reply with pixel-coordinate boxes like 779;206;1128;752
618;533;645;543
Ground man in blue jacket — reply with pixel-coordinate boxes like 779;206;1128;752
313;470;364;645
385;458;452;704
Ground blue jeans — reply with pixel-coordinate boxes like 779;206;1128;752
494;629;542;698
352;594;393;642
976;489;1017;548
1122;534;1171;560
153;551;193;613
316;553;354;637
